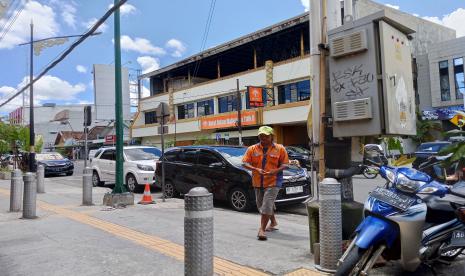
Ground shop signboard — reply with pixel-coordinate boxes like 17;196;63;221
247;86;264;107
201;110;257;130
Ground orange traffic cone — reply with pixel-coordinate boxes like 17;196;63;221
138;183;155;204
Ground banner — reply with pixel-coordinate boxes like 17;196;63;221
247;86;264;107
201;110;257;130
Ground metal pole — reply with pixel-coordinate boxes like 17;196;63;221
343;0;353;21
36;164;44;193
10;169;23;212
316;178;342;272
22;172;37;219
309;0;322;191
161;104;166;202
84;126;88;168
184;187;214;276
82;167;93;206
29;21;36;173
113;0;126;194
236;79;242;146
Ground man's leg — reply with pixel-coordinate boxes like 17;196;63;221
255;188;268;239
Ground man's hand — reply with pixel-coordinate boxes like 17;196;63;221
255;168;268;175
263;169;278;175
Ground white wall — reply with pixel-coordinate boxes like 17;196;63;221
263;104;309;125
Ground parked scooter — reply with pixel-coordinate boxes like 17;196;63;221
335;144;465;276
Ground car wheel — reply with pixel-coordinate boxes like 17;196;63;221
164;181;179;198
126;174;138;193
92;171;102;187
229;187;252;212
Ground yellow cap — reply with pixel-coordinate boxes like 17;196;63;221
258;126;274;136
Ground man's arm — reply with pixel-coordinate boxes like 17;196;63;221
243;162;265;174
242;147;265;174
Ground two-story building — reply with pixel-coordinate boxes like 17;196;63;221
131;0;456;147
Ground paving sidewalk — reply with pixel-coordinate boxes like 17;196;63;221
1;177;464;276
0;178;320;276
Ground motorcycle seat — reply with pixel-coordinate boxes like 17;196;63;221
425;197;456;224
451;181;465;198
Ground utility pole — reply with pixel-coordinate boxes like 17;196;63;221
236;79;242;146
112;0;126;194
28;21;35;172
161;103;166;202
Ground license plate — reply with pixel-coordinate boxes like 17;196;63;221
450;230;465;247
369;187;416;211
286;186;303;194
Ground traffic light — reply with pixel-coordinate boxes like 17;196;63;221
84;105;92;126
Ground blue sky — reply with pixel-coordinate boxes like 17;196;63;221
0;0;464;116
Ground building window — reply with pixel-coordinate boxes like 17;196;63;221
454;58;464;100
218;95;240;113
439;60;451;101
277;80;310;104
178;103;195;119
144;111;157;124
197;99;214;117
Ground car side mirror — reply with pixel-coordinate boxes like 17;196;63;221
209;162;224;168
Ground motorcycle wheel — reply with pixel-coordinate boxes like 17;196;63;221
335;245;369;276
362;168;378;179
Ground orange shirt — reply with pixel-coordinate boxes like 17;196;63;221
242;143;289;188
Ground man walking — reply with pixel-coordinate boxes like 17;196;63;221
242;126;289;241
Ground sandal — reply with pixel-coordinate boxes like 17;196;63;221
265;226;279;232
257;231;267;241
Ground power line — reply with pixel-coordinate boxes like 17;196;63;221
0;0;19;35
0;0;128;109
0;0;24;43
192;0;217;79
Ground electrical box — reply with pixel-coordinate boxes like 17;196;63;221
329;10;416;137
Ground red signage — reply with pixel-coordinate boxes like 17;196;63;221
105;135;116;144
248;86;264;107
201;110;258;130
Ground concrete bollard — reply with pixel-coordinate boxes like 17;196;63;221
184;187;213;276
37;165;45;193
82;167;93;206
316;178;342;273
22;172;37;219
9;169;23;212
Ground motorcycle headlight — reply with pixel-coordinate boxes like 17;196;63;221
137;164;154;171
396;173;425;193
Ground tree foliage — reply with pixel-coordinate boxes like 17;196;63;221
413;112;443;143
0;123;42;154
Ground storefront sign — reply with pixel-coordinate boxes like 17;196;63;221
422;106;464;121
105;135;116;144
248;86;264;107
201;110;257;130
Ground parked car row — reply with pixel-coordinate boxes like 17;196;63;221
154;146;311;212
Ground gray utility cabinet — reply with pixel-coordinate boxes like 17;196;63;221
328;10;416;137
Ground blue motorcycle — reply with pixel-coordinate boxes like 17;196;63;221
335;144;465;276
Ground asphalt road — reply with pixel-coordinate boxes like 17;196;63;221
66;160;383;215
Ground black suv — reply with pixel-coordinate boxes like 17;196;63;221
155;146;311;212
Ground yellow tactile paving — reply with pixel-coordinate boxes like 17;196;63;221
284;268;326;276
0;188;268;276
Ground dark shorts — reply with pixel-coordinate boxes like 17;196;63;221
255;187;280;215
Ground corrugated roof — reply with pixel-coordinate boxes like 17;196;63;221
139;12;309;79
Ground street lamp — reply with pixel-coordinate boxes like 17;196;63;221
18;24;101;172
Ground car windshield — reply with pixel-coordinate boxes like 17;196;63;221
287;146;310;154
216;147;301;170
124;148;161;161
36;153;65;160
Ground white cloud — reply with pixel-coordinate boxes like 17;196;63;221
0;1;60;49
83;18;108;33
166;39;186;58
61;2;77;28
385;4;400;10
0;75;86;113
121;35;166;55
422;8;465;37
108;3;137;15
76;65;87;74
137;56;160;74
413;13;419;17
300;0;309;12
